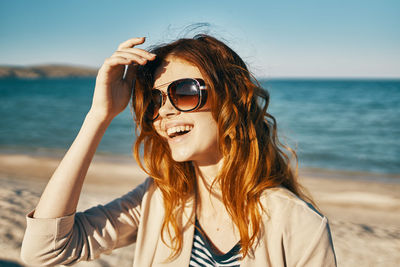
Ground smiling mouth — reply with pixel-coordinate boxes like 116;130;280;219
167;125;193;138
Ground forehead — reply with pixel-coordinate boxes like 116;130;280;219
153;56;204;89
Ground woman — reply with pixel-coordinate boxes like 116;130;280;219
21;35;336;266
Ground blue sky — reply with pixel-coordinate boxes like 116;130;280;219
1;0;399;78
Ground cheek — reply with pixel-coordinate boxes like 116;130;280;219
197;115;219;140
152;121;164;137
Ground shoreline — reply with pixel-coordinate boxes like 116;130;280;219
1;152;400;266
1;151;400;224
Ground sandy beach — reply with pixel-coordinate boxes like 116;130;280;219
0;152;399;266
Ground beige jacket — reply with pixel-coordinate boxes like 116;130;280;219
21;178;336;266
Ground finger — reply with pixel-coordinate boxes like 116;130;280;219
117;47;156;60
104;56;134;68
118;37;146;50
112;51;148;65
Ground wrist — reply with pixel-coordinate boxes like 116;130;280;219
86;109;113;126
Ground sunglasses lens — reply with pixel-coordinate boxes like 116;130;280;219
170;79;200;111
147;79;205;120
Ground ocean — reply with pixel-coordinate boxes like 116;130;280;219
1;78;399;176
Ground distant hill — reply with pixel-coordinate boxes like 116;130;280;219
0;65;98;79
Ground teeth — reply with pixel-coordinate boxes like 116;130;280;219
167;125;193;137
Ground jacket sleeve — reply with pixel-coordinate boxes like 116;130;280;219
283;201;337;267
20;178;152;266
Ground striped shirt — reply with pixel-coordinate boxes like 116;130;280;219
189;219;241;267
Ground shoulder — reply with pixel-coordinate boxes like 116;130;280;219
259;186;326;228
105;177;157;208
126;177;156;196
258;187;337;266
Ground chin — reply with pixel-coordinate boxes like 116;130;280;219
170;148;194;162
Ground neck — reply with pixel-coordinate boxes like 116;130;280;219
194;157;226;218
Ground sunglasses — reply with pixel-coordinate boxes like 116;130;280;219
147;78;208;120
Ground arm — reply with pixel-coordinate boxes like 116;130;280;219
33;111;111;218
21;37;156;264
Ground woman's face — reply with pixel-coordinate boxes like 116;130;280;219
152;56;221;165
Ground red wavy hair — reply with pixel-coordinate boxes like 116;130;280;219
132;34;314;260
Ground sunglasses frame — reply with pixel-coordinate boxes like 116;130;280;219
150;78;207;120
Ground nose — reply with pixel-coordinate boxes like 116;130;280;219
158;94;180;118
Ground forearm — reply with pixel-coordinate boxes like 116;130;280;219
34;111;112;218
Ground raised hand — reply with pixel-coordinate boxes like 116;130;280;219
90;37;156;121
